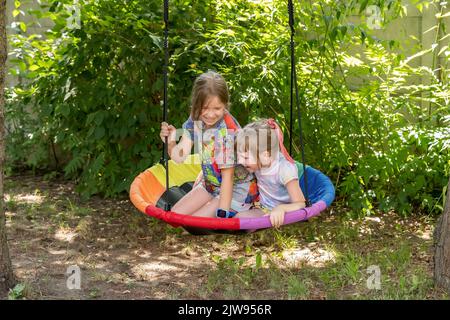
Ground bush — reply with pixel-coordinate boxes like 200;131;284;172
6;0;450;215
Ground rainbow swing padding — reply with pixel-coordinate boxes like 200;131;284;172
129;154;335;231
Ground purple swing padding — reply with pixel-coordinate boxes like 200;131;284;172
239;200;327;229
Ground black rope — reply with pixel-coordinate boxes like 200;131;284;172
288;0;294;156
288;0;311;207
162;0;170;211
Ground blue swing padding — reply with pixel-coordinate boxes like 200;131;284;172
299;166;335;207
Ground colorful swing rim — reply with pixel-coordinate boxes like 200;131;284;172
129;155;335;231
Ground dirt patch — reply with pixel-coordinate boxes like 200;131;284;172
4;174;216;299
3;173;445;300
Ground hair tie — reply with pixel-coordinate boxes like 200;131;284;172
267;118;295;164
267;118;277;130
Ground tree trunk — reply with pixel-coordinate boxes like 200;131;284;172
0;0;16;294
434;177;450;292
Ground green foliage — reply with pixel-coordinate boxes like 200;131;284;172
5;89;51;174
6;0;450;215
207;255;260;294
287;276;310;300
8;283;27;300
320;251;364;288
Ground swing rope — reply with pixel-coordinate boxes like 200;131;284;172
288;0;311;207
162;0;170;211
161;0;311;208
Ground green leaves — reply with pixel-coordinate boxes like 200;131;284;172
359;0;370;14
65;153;86;177
94;127;105;140
19;21;27;32
8;283;26;300
5;0;449;216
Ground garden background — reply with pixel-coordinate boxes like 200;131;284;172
1;0;449;299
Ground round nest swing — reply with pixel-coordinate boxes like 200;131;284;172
129;0;335;235
130;155;335;235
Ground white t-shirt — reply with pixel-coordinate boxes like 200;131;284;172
255;154;299;210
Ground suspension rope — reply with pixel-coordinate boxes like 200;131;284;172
160;0;310;209
288;0;311;207
162;0;170;210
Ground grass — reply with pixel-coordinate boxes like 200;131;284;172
4;174;449;300
319;251;363;289
273;230;298;250
88;288;100;299
66;198;94;217
203;245;443;299
287;275;310;299
200;213;448;300
8;283;30;300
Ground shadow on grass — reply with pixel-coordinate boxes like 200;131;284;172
3;174;448;300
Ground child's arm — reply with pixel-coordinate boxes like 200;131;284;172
269;179;306;228
218;167;234;211
160;122;193;163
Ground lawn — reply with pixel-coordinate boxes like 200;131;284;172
3;173;448;300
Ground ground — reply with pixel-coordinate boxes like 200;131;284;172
2;173;449;300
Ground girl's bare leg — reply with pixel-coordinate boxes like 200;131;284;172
234;208;266;218
191;198;220;218
171;184;214;215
